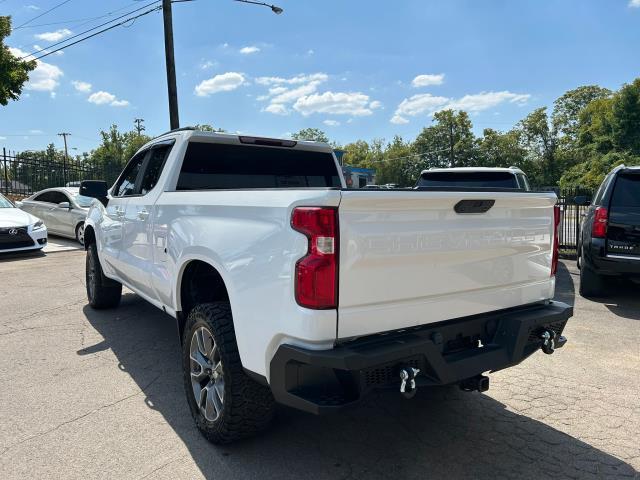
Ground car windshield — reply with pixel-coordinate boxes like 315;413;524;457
0;194;14;208
74;195;94;208
416;171;520;189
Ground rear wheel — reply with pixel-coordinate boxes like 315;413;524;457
75;222;85;246
579;250;605;298
182;302;275;444
86;243;122;309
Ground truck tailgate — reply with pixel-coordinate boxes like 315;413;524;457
337;190;557;339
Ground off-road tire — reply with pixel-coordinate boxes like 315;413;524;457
86;242;122;309
182;302;276;444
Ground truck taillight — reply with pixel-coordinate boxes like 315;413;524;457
592;206;608;239
551;205;560;277
291;207;338;309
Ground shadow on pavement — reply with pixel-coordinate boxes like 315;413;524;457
0;248;45;263
80;292;637;480
559;260;640;320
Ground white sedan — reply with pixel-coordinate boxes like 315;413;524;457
0;193;48;253
18;187;92;245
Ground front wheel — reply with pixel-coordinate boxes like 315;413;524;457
75;222;85;246
86;243;122;309
182;302;275;444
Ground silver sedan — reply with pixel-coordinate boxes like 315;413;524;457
18;187;93;245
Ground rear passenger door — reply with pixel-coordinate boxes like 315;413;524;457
119;141;174;299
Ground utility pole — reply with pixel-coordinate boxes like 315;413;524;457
134;118;146;136
162;0;179;130
58;132;70;186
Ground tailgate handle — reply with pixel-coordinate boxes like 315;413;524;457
454;199;495;214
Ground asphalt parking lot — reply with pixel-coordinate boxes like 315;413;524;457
0;251;638;480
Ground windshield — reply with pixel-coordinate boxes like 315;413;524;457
0;194;15;208
416;171;520;189
74;195;95;208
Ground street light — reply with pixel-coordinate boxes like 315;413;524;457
233;0;284;15
162;0;284;131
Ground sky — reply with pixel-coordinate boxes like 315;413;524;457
1;0;640;154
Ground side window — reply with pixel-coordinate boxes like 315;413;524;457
593;174;611;205
49;191;70;204
139;145;173;195
34;192;55;203
113;151;147;197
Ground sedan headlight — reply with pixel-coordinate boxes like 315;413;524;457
33;220;45;230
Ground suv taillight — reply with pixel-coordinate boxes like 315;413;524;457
291;207;338;309
592;206;608;239
551;205;560;277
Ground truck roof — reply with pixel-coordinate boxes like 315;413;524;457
150;128;334;153
421;166;525;174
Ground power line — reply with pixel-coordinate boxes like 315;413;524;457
14;0;74;29
14;2;149;30
20;1;161;60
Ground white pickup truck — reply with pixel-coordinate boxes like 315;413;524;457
80;128;572;444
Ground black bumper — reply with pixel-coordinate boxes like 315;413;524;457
587;239;640;276
270;301;572;414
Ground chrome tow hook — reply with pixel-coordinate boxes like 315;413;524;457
540;330;567;355
399;367;420;399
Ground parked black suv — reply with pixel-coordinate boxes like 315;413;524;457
576;165;640;297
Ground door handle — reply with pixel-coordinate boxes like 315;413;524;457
137;209;150;220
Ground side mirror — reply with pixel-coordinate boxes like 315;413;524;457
573;195;590;206
58;202;71;209
80;180;109;206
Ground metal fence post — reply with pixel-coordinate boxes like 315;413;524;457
2;148;8;195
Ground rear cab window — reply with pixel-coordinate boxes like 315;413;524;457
416;171;519;189
176;142;341;190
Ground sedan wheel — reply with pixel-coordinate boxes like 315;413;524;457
76;223;85;245
190;326;225;422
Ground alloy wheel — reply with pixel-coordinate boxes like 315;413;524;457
190;326;225;422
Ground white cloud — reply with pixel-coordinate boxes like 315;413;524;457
195;72;246;96
293;91;377;116
50;91;56;99
411;73;445;87
369;100;383;110
25;5;40;10
255;73;328;86
88;91;115;105
0;136;6;141
629;0;640;7
391;91;530;123
29;129;43;134
306;49;314;55
9;47;63;92
323;119;340;127
87;90;129;107
110;99;130;107
390;115;410;125
72;80;92;93
264;103;289;115
199;60;217;70
34;28;72;42
240;46;260;54
445;91;530;112
271;81;323;104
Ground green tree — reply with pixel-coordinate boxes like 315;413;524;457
291;128;330;143
577;97;615;154
552;85;611;147
516;107;559;186
413;110;476;169
611;78;640;155
477;128;528;169
0;16;36;106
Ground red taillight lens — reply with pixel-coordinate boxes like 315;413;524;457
592;206;608;239
551;205;560;277
291;207;338;309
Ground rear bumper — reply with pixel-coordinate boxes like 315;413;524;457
587;239;640;276
270;301;572;414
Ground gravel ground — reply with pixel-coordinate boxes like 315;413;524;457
0;251;638;480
